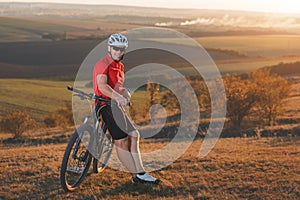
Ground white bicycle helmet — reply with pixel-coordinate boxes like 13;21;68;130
108;33;128;48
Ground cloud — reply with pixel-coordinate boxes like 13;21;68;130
153;14;300;33
180;15;248;26
181;17;216;26
155;22;174;27
179;15;300;29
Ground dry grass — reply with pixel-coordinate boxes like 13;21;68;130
0;76;299;200
1;134;299;199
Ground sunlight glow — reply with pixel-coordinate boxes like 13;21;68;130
0;0;299;14
272;2;300;14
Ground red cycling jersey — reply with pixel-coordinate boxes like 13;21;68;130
93;54;125;103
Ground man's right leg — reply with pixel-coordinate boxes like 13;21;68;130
128;131;161;184
128;130;145;174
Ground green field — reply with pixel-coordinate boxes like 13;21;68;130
0;79;73;121
0;79;155;124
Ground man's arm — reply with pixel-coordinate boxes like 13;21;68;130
96;74;128;106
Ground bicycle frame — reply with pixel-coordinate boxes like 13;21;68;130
67;85;111;160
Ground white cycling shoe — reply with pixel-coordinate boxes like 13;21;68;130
132;173;161;184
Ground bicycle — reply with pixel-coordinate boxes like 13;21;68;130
60;86;114;192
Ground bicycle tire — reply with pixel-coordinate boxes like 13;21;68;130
93;124;114;173
60;125;93;192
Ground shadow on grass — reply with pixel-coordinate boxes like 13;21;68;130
98;180;178;199
35;173;180;199
2;134;68;147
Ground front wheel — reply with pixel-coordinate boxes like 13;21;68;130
60;125;93;192
93;125;114;173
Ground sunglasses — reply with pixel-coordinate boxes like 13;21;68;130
112;46;126;52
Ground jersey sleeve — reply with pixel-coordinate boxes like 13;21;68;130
93;60;109;97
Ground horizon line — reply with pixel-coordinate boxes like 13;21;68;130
1;1;300;15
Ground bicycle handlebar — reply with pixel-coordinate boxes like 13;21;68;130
67;85;110;102
67;85;130;106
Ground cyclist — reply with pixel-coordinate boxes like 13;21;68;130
93;33;160;184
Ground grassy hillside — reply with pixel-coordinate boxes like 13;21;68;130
0;79;73;122
268;61;300;75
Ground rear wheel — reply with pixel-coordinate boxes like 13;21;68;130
60;125;93;192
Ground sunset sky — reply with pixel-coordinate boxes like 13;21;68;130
1;0;300;14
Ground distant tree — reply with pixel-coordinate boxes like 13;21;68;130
143;80;161;118
1;111;36;138
251;69;291;126
223;74;257;130
146;80;160;105
188;78;210;112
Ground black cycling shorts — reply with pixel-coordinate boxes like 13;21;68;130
95;103;136;140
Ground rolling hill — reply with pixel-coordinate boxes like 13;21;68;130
267;61;300;76
0;16;89;42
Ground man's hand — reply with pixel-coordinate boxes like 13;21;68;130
113;92;129;106
122;89;131;101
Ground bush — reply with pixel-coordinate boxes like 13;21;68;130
251;69;291;126
1;111;36;138
44;103;74;128
223;74;257;130
223;69;291;131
